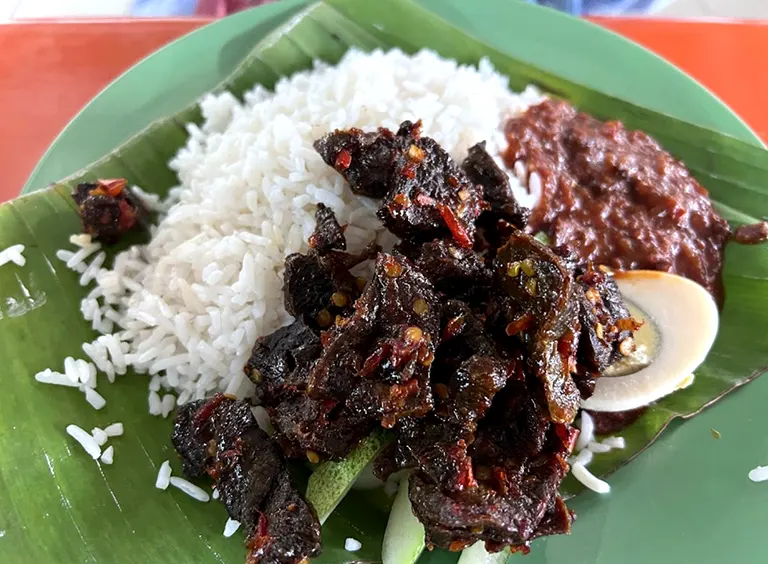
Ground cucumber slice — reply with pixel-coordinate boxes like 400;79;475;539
457;542;509;564
382;474;425;564
305;430;391;524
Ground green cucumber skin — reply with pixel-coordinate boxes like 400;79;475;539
382;475;425;564
457;542;510;564
305;430;392;524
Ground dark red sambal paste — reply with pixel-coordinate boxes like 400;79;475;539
503;99;768;305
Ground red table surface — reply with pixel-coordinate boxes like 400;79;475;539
2;17;768;202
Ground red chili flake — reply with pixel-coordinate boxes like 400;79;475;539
402;163;416;179
308;233;318;248
257;513;269;537
390;379;420;402
100;178;127;198
446;175;459;187
361;345;390;377
437;202;472;248
334;149;352;170
509;543;532;555
117;200;138;232
505;313;533;337
554;423;579;454
442;315;466;341
455;459;477;491
193;393;228;427
449;541;472;552
493;467;509;496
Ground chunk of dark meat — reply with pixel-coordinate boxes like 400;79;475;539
437;300;497;365
394;416;476;493
409;381;574;552
308;203;346;254
315;120;486;248
494;232;581;424
575;265;641;397
269;394;377;461
72;179;147;243
430;301;517;431
247;473;324;564
171;395;322;564
283;242;378;330
380;130;485;248
313;123;417;198
462;141;530;229
307;253;441;428
244;320;321;406
439;355;510;431
397;239;493;303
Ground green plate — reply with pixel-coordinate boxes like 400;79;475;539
17;2;768;564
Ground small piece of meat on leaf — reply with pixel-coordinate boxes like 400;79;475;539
171;395;322;564
246;473;324;564
72;179;147;243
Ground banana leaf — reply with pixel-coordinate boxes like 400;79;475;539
2;0;768;563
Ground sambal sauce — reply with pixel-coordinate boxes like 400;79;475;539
503;99;768;304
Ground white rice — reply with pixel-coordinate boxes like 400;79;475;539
601;436;626;450
170;476;210;502
161;394;176;418
35;369;79;388
65;241;101;270
104;422;124;437
91;427;109;446
575;411;594;451
148;390;162;415
748;466;768;482
571;463;611;494
156;460;172;490
64;48;542;404
212;488;220;500
345;538;362;552
64;357;79;384
100;445;114;465
0;244;25;267
586;441;612;454
223;518;241;538
569;448;594;467
84;387;106;410
66;424;101;460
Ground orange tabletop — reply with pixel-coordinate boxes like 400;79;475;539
2;16;768;202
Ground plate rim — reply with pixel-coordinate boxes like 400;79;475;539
21;0;763;195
